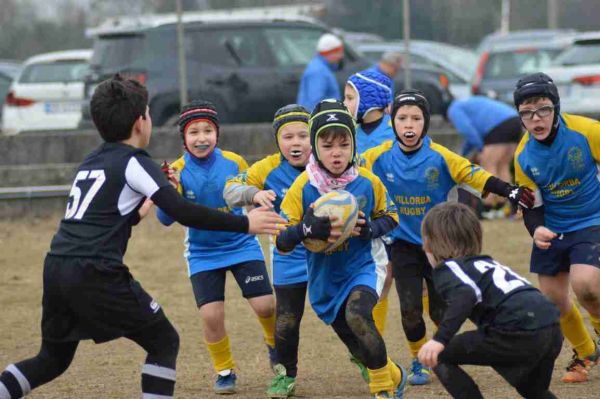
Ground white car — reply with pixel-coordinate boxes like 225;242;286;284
2;49;91;135
544;31;600;117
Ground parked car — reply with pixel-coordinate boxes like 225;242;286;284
544;31;600;117
476;29;577;53
80;8;451;128
0;60;22;132
471;34;574;104
2;50;91;135
355;40;478;99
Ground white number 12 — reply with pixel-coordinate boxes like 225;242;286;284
65;170;106;220
473;260;531;294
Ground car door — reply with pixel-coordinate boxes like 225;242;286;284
186;26;280;123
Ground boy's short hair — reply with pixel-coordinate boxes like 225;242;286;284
319;126;351;142
520;96;548;106
421;202;482;262
90;74;148;142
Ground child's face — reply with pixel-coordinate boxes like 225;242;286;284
184;120;217;158
518;98;554;141
317;132;353;176
343;84;358;119
278;122;311;167
394;105;424;147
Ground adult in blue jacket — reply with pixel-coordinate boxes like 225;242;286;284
297;33;344;112
447;95;522;213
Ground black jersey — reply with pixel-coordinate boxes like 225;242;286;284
49;142;171;262
432;255;559;345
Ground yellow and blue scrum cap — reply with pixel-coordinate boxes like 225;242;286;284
272;104;310;143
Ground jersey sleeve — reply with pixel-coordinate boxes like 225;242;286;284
279;173;307;226
125;153;171;198
431;142;491;193
361;140;393;171
223;155;279;207
363;169;398;223
432;261;481;345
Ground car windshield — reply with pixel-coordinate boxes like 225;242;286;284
91;34;144;71
19;60;89;83
553;42;600;66
483;49;562;79
263;27;324;67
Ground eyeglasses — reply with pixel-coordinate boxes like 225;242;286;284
518;105;554;120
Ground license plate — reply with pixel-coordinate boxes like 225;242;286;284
44;102;81;114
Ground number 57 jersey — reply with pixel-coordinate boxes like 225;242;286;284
433;255;559;334
49;143;171;263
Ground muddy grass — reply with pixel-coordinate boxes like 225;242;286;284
0;215;597;398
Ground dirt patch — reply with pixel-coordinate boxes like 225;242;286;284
0;215;597;398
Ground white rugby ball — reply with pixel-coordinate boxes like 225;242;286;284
303;190;359;253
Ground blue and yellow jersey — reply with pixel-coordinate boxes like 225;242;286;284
280;167;397;324
226;153;308;285
157;149;264;276
356;114;396;155
515;114;600;233
363;136;492;245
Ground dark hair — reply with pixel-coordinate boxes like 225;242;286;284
90;74;148;142
318;126;352;143
421;202;482;263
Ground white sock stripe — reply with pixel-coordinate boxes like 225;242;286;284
0;381;10;399
6;364;31;395
142;364;176;381
142;394;173;399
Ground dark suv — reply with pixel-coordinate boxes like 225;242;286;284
81;12;450;127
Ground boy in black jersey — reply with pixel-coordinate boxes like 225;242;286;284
418;202;561;399
0;75;284;399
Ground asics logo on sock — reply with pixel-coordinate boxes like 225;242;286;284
245;275;264;284
303;223;312;236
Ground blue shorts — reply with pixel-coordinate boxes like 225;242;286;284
190;260;273;307
530;225;600;276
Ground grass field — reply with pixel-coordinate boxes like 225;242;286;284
0;214;598;398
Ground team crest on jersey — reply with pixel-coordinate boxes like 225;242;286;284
567;147;585;172
386;172;395;183
185;190;196;200
425;167;440;190
530;167;540;177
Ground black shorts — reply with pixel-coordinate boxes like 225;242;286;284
530;225;600;276
41;255;166;344
390;239;432;279
190;260;273;307
483;116;522;145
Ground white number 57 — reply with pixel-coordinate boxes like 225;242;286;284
65;170;106;220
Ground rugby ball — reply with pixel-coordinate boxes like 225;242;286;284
303;190;359;253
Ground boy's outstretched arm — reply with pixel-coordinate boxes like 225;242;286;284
151;185;284;235
432;285;478;346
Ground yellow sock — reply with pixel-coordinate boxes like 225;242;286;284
368;364;394;394
560;304;595;359
258;313;276;348
423;293;430;317
205;335;235;373
373;297;389;336
590;314;600;337
407;335;429;359
387;358;402;388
